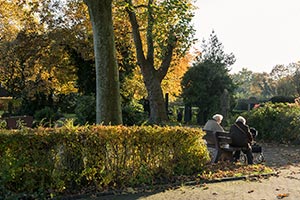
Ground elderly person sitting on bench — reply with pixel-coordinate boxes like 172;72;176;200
203;114;226;161
203;114;225;133
230;116;254;164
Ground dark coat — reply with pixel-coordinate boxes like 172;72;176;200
230;121;253;147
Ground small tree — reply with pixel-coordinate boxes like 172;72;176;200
181;31;235;124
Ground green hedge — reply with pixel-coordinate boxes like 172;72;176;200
0;125;209;199
241;102;300;143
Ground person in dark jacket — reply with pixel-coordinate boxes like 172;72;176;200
230;116;254;164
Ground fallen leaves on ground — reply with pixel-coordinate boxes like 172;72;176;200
277;193;289;199
198;162;274;181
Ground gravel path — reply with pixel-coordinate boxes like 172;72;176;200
82;143;300;200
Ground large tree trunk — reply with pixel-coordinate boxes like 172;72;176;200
83;0;122;125
143;70;168;123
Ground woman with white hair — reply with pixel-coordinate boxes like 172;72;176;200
203;114;224;132
230;116;254;164
203;114;225;162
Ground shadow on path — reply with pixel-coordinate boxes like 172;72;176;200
74;143;300;200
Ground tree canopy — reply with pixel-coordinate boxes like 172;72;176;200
181;31;235;124
232;62;300;100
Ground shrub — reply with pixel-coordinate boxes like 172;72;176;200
57;93;79;114
122;100;148;125
34;107;62;127
0;125;209;198
241;102;300;143
74;95;96;125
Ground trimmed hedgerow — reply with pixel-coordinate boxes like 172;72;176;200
0;125;209;199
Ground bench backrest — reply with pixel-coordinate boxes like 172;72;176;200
216;131;232;145
203;130;232;149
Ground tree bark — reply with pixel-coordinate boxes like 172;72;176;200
143;68;168;123
83;0;122;125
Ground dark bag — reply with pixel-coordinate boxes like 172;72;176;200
251;143;262;153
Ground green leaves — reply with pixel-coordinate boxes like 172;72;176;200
0;125;209;197
181;31;236;123
243;102;300;143
199;31;236;68
181;61;235;120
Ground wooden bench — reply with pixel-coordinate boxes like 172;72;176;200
203;130;247;163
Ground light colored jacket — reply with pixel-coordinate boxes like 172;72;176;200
203;119;224;132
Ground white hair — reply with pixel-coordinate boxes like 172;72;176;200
212;114;223;122
236;116;246;124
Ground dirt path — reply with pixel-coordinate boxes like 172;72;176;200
84;143;300;200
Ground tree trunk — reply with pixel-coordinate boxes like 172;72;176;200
143;72;168;124
83;0;122;125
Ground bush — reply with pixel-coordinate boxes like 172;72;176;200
57;93;79;114
74;95;96;125
34;107;62;127
122;100;148;125
240;102;300;143
0;125;209;198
